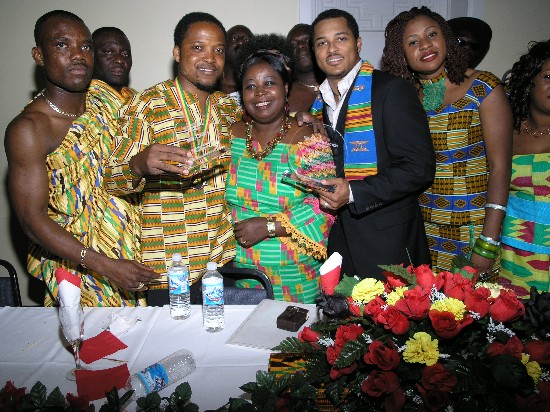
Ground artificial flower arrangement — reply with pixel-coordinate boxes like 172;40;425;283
255;261;550;412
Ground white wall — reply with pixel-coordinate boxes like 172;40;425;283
1;0;548;305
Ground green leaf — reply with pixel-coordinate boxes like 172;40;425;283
272;337;310;353
228;398;256;411
173;382;192;403
46;386;66;406
378;264;417;286
334;275;359;296
334;338;365;368
29;381;47;406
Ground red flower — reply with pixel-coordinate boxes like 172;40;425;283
414;264;443;291
382;265;409;288
385;388;406;412
375;306;410;335
0;381;26;406
346;297;362;316
364;296;386;318
440;272;471;301
361;370;400;397
417;387;450;411
298;327;321;348
429;311;474;339
419;364;457;392
463;285;492;318
515;381;550;412
334;324;364;347
524;340;550;365
66;393;91;410
364;340;400;371
487;335;523;359
326;345;339;365
490;289;526;322
329;362;357;380
394;285;431;320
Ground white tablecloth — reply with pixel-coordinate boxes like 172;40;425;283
0;305;290;410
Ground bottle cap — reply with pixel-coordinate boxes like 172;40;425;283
172;253;182;262
206;261;217;271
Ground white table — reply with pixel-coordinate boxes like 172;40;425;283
0;305;287;410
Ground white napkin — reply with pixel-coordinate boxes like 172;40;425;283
55;268;82;307
319;252;343;294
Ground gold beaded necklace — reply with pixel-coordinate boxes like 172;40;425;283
522;120;550;137
245;116;291;160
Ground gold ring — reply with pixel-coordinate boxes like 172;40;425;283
137;282;145;290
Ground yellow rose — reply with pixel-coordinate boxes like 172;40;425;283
403;332;439;366
521;353;542;384
351;278;385;304
430;297;466;321
386;287;407;306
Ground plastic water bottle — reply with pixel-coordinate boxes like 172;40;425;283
125;349;196;399
168;253;190;320
202;262;224;332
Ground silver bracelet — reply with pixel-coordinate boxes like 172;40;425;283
80;246;89;269
485;203;507;213
480;234;501;246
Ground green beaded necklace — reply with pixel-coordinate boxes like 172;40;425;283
420;70;447;111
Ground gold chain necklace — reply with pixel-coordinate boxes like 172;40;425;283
522;120;550;137
38;89;82;118
296;81;320;92
245;116;291;160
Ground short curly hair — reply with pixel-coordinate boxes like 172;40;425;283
381;6;467;89
173;12;225;46
233;33;294;93
506;40;550;131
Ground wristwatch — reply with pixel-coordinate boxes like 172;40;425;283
266;216;276;238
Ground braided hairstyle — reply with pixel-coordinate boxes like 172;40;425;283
506;40;550;131
381;6;467;90
233;33;294;93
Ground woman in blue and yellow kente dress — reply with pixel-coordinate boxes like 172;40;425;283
382;6;512;278
225;34;334;303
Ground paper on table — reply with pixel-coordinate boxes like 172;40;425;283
319;252;342;295
102;312;140;337
226;299;317;351
55;267;81;306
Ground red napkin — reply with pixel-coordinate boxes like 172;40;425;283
55;267;81;288
79;330;127;364
75;364;130;401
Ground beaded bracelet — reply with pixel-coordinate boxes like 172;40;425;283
472;245;497;260
475;238;500;253
485;203;507;213
479;234;501;246
80;246;89;269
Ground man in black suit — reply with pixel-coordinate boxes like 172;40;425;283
310;9;435;280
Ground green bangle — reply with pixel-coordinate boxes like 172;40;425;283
472;245;497;260
475;238;500;253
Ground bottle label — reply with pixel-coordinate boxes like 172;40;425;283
137;363;169;394
169;269;189;295
203;279;224;306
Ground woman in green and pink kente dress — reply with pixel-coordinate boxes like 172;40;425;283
225;34;334;303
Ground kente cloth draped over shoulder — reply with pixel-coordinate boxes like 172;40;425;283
499;153;550;297
311;61;377;180
225;137;334;303
104;79;239;286
28;80;145;307
418;71;501;273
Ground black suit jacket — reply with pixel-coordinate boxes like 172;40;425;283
325;69;436;280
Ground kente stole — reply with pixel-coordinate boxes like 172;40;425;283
311;61;376;180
